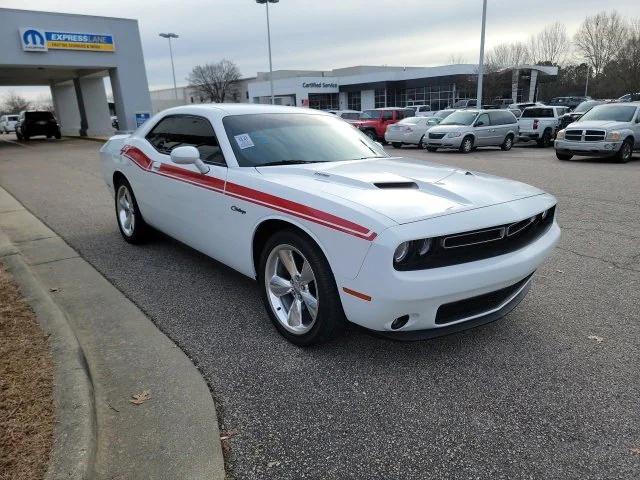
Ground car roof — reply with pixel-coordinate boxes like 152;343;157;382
161;103;329;116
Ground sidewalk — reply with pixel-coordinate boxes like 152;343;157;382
0;186;225;480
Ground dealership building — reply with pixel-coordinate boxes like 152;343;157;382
247;64;559;110
0;8;151;136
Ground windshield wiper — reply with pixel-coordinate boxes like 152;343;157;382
259;160;320;167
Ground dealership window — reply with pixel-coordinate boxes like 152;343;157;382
348;92;361;111
308;93;339;110
374;88;387;108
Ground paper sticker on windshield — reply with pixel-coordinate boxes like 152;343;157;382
234;133;255;149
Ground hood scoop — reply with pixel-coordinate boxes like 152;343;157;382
373;181;419;189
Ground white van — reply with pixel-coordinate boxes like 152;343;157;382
0;114;19;133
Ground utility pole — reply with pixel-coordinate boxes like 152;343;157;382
476;0;488;107
159;33;179;100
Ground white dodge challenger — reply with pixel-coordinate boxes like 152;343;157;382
100;104;560;345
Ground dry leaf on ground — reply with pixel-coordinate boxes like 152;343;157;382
129;390;151;405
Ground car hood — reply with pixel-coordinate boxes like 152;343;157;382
427;124;470;134
566;120;630;130
255;157;545;225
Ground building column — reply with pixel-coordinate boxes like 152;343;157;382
528;70;538;102
79;76;112;136
109;66;152;131
361;90;375;110
339;92;348;110
50;81;81;137
72;78;89;137
512;69;520;103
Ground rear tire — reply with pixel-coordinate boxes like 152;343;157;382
459;136;473;153
258;230;344;346
500;134;514;151
615;139;633;163
556;151;573;161
537;129;552;148
364;130;376;141
391;142;402;148
426;146;438;152
114;178;151;244
54;131;61;139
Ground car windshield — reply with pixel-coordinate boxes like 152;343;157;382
439;111;477;126
223;113;388;167
26;112;54;121
434;109;455;119
573;101;600;113
578;105;637;122
360;110;381;119
522;108;554;118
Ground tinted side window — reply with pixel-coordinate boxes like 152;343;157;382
488;111;504;125
476;113;490;126
146;115;225;164
381;110;393;120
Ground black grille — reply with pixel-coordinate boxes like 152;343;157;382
429;132;446;139
435;274;533;325
565;130;582;141
584;130;605;141
394;206;555;271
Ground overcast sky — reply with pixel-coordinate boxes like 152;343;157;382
2;0;639;100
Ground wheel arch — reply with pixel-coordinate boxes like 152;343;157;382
113;170;128;188
251;217;331;280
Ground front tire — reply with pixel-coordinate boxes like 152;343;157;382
114;178;150;244
459;136;473;153
501;134;514;151
391;142;402;148
426;146;438;152
364;130;376;141
615;139;633;163
258;230;344;346
556;151;573;161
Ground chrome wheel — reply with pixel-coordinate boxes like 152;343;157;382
461;137;473;153
621;142;632;161
117;185;136;237
264;244;319;335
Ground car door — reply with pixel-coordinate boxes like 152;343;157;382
633;107;640;149
488;111;507;144
143;114;229;260
473;113;492;146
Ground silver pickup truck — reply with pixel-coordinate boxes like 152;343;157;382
554;103;640;163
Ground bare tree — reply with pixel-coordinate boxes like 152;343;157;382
528;22;572;65
448;53;467;64
1;91;31;114
574;10;630;75
485;42;530;71
187;59;241;103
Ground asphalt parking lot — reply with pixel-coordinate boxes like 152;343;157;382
0;134;638;479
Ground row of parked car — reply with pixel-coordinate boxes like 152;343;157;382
327;95;640;163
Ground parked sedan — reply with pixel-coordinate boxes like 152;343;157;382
425;109;518;153
100;104;559;345
385;116;441;148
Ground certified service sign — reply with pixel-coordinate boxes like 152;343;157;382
20;28;115;52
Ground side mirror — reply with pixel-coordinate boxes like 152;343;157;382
170;146;210;174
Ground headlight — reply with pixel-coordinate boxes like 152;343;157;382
556;129;565;140
393;238;433;266
446;132;462;138
606;131;621;141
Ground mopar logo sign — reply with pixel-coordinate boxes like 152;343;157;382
19;27;116;52
20;28;48;51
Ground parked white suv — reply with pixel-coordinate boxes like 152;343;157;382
518;106;569;147
554;103;640;163
425;109;519;153
0;114;19;133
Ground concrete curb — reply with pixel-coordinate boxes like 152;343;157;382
0;232;96;480
0;187;226;479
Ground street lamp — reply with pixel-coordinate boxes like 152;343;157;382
159;32;179;100
476;0;488;107
256;0;278;105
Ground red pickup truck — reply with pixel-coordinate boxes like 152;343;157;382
351;107;414;141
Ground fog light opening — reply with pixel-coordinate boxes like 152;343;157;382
391;315;410;330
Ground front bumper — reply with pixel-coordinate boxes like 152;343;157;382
426;135;464;149
338;196;560;337
554;139;622;157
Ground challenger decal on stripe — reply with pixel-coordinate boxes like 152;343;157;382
120;146;377;241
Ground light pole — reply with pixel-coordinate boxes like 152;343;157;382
256;0;278;105
584;64;590;96
159;32;179;100
476;0;488;107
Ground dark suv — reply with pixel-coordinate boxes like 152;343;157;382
15;110;62;141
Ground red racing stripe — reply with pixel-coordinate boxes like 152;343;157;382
121;145;377;241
